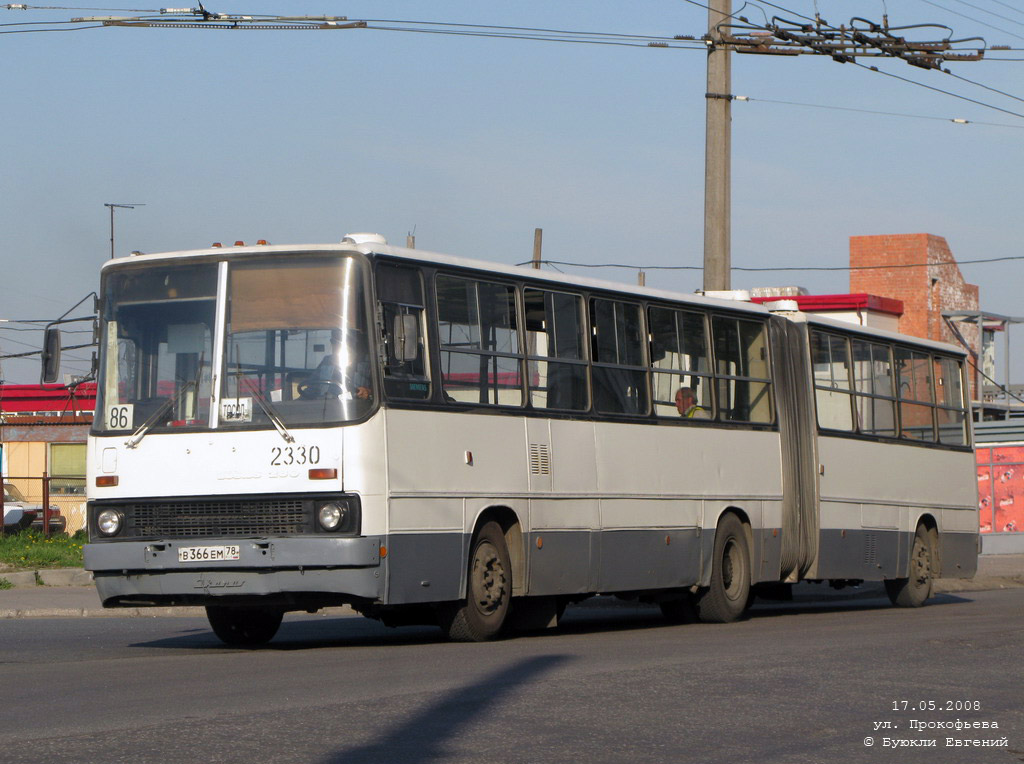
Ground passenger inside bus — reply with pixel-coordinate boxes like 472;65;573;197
675;386;710;419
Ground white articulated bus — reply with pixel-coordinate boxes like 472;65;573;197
73;234;978;645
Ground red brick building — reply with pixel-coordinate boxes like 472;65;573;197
849;233;981;397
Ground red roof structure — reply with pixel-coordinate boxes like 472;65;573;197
750;293;904;316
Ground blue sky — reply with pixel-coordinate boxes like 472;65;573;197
1;0;1022;384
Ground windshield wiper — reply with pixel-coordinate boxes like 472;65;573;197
232;343;294;443
125;355;205;449
242;380;295;444
124;380;196;449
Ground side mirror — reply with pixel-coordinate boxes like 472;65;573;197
393;314;420;362
40;326;62;384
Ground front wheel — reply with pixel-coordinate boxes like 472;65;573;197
694;514;751;623
439;521;512;642
206;606;284;647
885;525;934;608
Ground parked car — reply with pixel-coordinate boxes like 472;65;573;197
3;483;65;534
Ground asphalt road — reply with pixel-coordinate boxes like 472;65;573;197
2;590;1022;764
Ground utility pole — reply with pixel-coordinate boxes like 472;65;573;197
700;12;984;292
532;228;543;269
104;202;144;259
703;0;732;292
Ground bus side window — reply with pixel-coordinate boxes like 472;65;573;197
590;297;648;416
648;306;712;419
895;347;935;442
712;316;774;424
934;355;968;446
851;339;897;437
810;331;855;432
376;264;431;400
524;288;588;411
436;275;522;406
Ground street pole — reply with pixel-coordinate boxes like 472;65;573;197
532;228;543;269
703;0;732;292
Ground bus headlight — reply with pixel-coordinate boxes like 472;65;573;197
97;509;123;537
317;502;347;531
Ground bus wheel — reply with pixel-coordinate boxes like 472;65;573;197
695;514;751;623
441;521;512;642
206;605;283;647
885;525;934;608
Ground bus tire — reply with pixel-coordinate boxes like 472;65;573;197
885;525;934;608
440;521;512;642
695;514;751;623
206;605;283;647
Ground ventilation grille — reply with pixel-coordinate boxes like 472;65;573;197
529;443;551;475
864;533;878;566
123;499;308;538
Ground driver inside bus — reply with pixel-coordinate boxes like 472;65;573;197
675;386;710;419
303;328;372;400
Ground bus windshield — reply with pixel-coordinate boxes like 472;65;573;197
96;254;375;434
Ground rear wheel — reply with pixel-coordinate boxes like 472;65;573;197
885;525;934;608
206;606;283;647
440;521;512;642
694;514;751;623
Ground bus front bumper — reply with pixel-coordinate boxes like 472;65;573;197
84;536;384;608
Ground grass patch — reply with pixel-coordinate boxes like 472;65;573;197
0;578;12;590
0;530;86;570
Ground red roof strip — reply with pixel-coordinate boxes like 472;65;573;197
751;293;904;316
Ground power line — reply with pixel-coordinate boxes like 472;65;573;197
941;0;1024;28
917;0;1024;40
1;4;157;9
942;67;1024;102
984;0;1024;20
0;21;101;33
519;254;1024;273
852;60;1024;118
737;94;1024;127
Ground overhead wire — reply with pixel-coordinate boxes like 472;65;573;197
518;254;1024;273
984;0;1024;18
851;60;1024;118
738;94;1024;127
941;0;1024;27
941;67;1024;102
917;0;1024;39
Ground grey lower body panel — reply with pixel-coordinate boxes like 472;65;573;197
86;536;384;608
814;529;979;581
93;567;384;608
526;528;703;596
815;528;906;580
938;531;979;578
87;525;975;611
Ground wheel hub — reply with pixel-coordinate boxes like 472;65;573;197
472;542;507;614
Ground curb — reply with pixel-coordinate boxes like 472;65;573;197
0;569;93;587
0;607;204;619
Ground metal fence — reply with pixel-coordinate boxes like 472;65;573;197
2;474;87;537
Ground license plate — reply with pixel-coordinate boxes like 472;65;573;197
178;545;241;563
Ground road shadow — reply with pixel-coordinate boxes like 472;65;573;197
316;653;571;764
128;590;980;651
129;615;448;651
748;590;975;619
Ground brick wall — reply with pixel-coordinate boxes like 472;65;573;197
850;233;980;398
